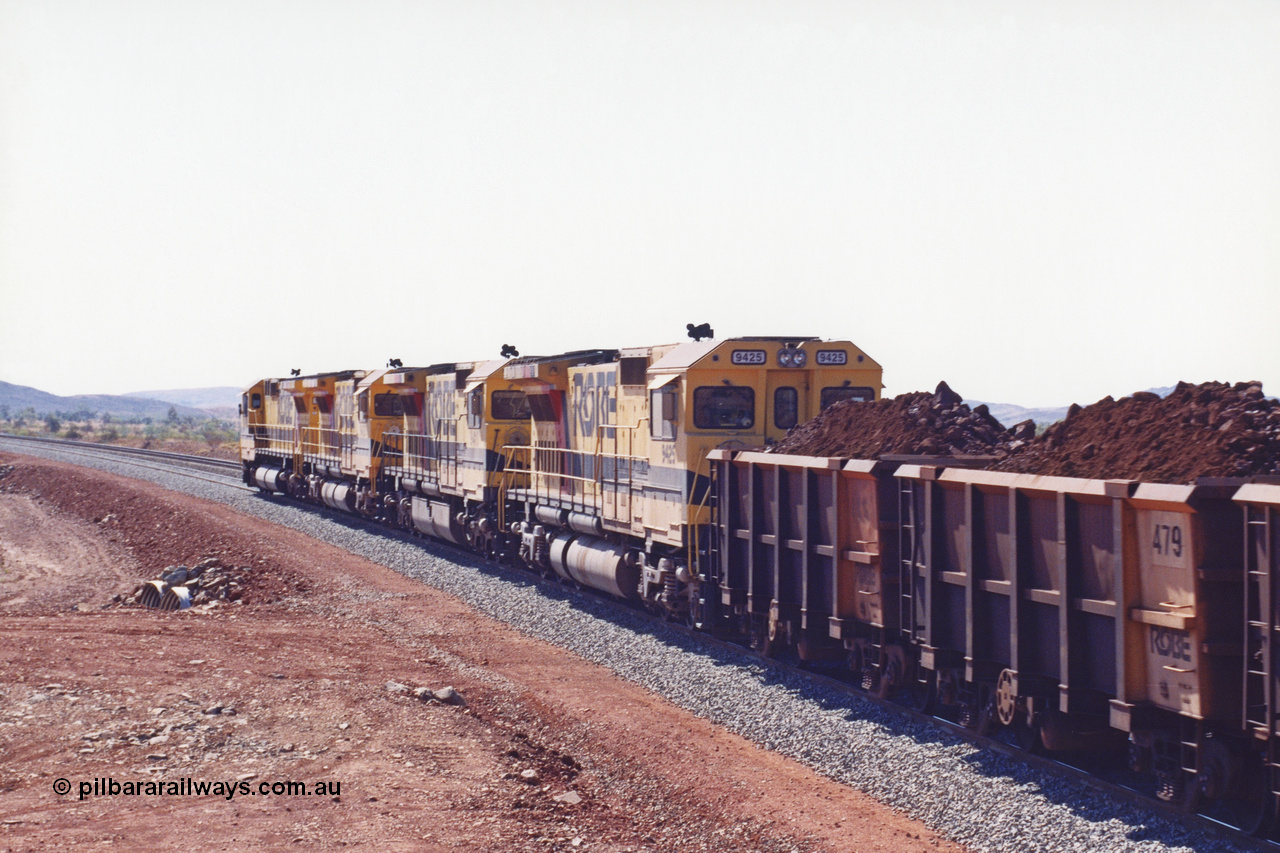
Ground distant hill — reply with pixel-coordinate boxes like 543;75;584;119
126;386;242;416
0;380;213;420
964;400;1069;429
967;386;1177;429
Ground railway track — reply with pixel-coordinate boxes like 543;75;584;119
0;434;249;491
2;435;1273;851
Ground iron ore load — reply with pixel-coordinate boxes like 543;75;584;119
240;337;1280;838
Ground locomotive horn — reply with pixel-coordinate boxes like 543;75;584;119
686;322;714;342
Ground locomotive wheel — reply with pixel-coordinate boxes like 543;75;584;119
684;596;702;630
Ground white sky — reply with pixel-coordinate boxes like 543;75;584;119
1;1;1277;407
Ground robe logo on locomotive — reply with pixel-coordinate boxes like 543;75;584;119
572;371;615;439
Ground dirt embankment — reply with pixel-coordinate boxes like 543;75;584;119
0;453;961;853
772;380;1280;484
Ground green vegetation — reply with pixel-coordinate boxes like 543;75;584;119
0;406;239;458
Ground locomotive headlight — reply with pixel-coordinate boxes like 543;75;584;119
777;348;806;368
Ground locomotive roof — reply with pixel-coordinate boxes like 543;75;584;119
278;369;366;392
648;337;832;373
505;349;618;367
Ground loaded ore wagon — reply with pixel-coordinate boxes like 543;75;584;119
710;380;1280;834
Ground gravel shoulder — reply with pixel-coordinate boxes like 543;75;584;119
0;451;961;853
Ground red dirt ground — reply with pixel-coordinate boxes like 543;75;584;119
0;452;963;853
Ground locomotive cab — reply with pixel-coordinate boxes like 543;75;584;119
499;337;883;619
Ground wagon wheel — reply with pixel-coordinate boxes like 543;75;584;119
748;617;775;657
898;666;936;714
873;655;898;700
1013;715;1045;755
971;682;1000;738
846;644;866;689
1250;793;1279;840
959;688;995;736
1187;744;1274;837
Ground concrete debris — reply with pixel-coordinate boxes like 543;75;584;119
121;557;249;610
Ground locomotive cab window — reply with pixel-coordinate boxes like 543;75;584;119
650;387;678;440
373;393;405;418
773;387;798;430
467;387;484;428
821;386;874;409
491;390;531;421
693;386;755;430
249;393;262;410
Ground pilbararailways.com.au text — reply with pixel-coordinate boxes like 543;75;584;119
55;776;341;801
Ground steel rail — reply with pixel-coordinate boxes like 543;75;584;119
0;434;252;492
0;433;239;471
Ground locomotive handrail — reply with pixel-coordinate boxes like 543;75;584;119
498;441;647;519
686;454;714;580
297;426;359;472
595;421;642;521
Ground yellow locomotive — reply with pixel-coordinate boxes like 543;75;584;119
241;334;883;617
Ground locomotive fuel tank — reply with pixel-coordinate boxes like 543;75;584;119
547;533;640;599
252;467;288;493
319;480;356;513
410;496;465;545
